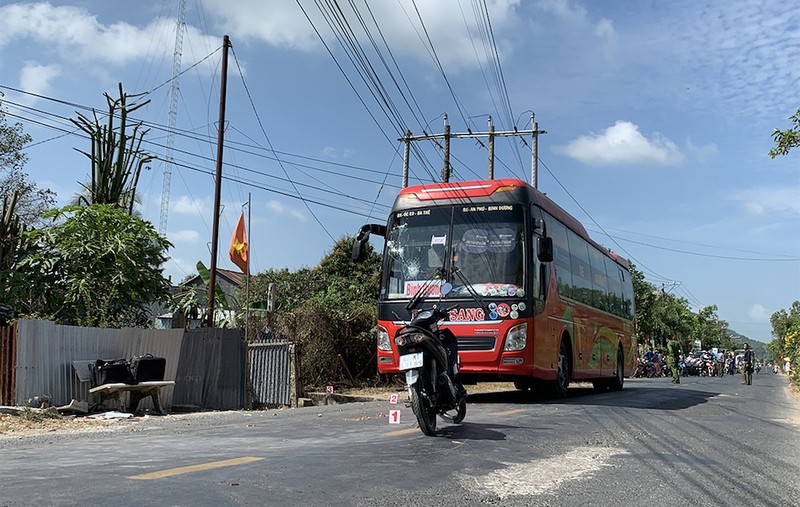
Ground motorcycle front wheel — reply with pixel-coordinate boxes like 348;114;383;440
410;380;437;436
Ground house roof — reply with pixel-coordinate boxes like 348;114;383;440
180;268;248;288
217;268;245;286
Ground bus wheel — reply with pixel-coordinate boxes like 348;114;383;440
608;349;624;391
548;340;571;399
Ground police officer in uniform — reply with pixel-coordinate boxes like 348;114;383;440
741;343;754;385
666;333;682;384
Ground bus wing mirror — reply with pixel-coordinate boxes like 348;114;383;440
537;236;553;263
352;223;386;262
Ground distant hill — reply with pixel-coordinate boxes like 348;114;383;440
727;329;768;358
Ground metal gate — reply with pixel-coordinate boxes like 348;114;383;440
248;337;299;408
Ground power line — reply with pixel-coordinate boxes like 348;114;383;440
589;228;800;262
1;94;401;193
4;105;390;220
231;45;335;242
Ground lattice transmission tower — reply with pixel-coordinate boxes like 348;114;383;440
159;0;187;236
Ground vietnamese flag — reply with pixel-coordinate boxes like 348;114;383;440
229;212;248;274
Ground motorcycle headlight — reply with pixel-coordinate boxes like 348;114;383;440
377;326;391;351
394;333;426;347
503;323;527;351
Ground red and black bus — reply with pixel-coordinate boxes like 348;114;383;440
354;178;635;396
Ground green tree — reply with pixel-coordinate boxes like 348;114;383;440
70;83;154;214
769;108;800;158
692;305;733;351
0;96;56;226
19;204;172;327
241;236;382;388
630;264;724;352
768;301;800;385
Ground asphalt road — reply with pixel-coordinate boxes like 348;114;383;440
1;371;798;506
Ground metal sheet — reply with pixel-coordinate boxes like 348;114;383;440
248;341;297;408
172;328;245;411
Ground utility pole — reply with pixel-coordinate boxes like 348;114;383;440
441;114;451;183
488;116;495;180
399;113;543;186
401;130;411;188
531;112;540;189
205;35;231;328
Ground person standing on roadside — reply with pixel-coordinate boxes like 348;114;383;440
667;333;682;384
742;343;754;385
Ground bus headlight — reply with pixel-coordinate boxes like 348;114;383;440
503;323;527;351
377;326;391;351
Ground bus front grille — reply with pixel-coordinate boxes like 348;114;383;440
456;336;497;351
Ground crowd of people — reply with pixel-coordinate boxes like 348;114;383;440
636;338;760;386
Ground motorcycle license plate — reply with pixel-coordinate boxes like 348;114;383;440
399;352;423;371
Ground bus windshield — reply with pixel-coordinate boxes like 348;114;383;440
382;204;525;300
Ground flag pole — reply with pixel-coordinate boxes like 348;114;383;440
245;192;251;341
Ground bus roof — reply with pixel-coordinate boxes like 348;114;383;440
395;178;630;270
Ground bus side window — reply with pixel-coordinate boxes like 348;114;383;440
605;256;624;317
544;214;572;299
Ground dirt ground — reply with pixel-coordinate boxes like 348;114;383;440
0;410;120;438
0;382;518;439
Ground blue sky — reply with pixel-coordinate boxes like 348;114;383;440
1;0;798;342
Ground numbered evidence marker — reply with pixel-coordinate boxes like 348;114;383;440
326;385;334;394
389;393;399;404
388;409;401;424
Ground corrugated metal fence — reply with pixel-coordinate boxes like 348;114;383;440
249;334;299;408
172;328;246;411
0;321;298;410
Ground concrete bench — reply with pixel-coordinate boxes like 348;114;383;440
88;381;175;415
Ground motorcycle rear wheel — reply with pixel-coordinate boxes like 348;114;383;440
410;381;437;436
441;397;467;424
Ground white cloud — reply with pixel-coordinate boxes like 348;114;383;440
17;62;61;102
729;185;800;217
203;0;521;70
172;195;212;216
169;229;201;243
321;146;355;159
0;3;219;68
748;304;770;323
265;199;308;222
555;121;684;166
686;138;718;159
595;18;617;57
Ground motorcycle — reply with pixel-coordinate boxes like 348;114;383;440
395;282;467;436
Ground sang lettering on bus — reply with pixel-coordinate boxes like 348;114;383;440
448;307;486;322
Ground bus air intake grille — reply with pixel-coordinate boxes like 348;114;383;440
456;336;496;351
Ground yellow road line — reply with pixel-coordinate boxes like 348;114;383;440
492;409;525;416
128;456;264;480
385;427;421;437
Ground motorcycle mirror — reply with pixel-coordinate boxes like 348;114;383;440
441;282;453;296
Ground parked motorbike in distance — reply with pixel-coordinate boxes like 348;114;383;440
396;282;467;436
